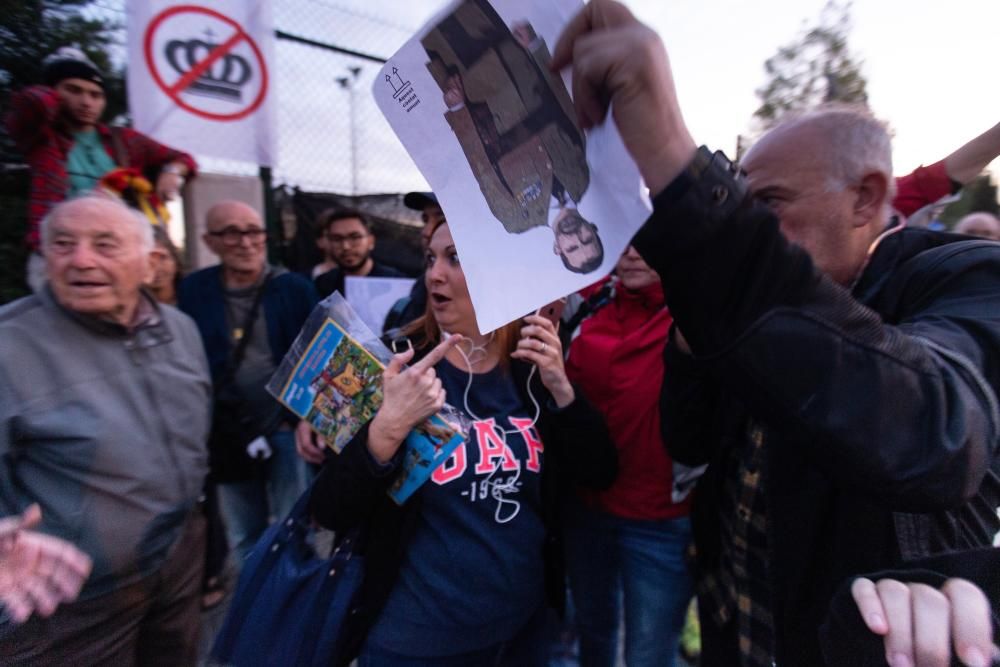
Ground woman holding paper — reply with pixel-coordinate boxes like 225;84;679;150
307;219;617;666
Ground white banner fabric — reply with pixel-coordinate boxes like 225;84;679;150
126;0;277;165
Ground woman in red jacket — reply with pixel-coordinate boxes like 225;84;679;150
564;245;699;667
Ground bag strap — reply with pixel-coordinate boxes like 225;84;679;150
110;126;130;168
217;272;270;391
565;280;615;336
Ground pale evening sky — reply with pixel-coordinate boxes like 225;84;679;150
387;0;1000;181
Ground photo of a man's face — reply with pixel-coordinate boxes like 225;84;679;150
374;0;654;332
553;208;603;274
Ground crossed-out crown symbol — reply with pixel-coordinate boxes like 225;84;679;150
165;35;252;101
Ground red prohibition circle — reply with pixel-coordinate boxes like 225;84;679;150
143;5;268;121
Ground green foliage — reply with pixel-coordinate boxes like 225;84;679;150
939;175;1000;227
0;0;126;128
754;0;868;130
1;0;124;304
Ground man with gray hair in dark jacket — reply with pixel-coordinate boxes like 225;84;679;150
0;193;211;665
552;3;1000;665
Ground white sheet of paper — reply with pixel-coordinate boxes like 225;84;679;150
345;276;417;335
373;0;651;333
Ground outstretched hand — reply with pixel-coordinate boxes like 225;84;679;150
550;0;697;195
368;335;460;463
0;505;92;624
851;577;999;667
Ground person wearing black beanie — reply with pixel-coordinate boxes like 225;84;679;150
4;46;197;293
42;47;106;91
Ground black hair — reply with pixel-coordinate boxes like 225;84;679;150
316;208;371;235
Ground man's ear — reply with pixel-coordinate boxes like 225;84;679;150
553;241;560;256
202;233;219;255
852;172;890;228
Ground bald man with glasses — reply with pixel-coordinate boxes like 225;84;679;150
178;201;318;563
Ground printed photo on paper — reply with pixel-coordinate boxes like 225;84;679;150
374;0;652;333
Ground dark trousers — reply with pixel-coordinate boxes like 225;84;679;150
1;512;206;667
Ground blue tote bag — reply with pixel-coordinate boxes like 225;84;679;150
211;489;363;666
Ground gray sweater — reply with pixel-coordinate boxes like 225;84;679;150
0;289;211;598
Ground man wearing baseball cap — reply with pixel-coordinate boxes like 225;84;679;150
5;47;197;291
382;192;446;334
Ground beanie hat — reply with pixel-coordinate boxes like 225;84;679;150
43;47;105;90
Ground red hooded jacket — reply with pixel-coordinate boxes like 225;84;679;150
566;280;691;520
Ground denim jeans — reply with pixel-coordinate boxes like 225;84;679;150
217;429;312;561
564;501;693;667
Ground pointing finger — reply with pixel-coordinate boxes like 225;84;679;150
411;334;460;373
385;347;415;377
20;504;42;530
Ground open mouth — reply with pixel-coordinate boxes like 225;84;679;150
430;292;452;306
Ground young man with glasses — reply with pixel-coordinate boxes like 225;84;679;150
314;208;405;299
178;200;318;563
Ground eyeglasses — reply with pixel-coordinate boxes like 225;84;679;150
209;227;267;246
326;232;368;246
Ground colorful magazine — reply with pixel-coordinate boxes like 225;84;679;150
267;293;469;504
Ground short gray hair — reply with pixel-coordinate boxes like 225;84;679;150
773;104;896;202
40;191;155;252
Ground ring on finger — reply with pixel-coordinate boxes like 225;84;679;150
540;342;548;353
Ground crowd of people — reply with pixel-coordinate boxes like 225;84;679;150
2;2;1000;666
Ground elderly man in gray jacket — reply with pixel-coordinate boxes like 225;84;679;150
0;193;211;666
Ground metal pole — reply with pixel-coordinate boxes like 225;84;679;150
349;85;358;195
259;165;279;264
337;67;362;196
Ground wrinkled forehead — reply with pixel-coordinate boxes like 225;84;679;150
49;200;140;241
742;123;829;190
207;203;262;231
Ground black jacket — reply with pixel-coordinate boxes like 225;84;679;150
309;345;616;664
632;153;1000;666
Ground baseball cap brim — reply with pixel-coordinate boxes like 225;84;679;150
403;192;438;211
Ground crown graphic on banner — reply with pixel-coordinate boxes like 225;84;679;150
164;32;252;101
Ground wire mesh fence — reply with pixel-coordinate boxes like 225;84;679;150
0;0;446;301
87;0;437;195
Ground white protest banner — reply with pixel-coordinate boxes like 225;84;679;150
126;1;277;165
373;0;651;333
345;276;416;336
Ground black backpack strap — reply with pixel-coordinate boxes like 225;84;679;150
217;272;270;391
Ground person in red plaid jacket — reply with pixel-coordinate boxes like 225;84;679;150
5;47;196;291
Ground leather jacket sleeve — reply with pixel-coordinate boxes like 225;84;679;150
634;152;1000;512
